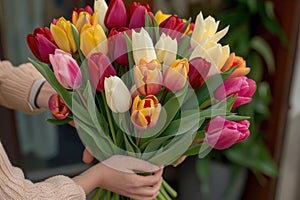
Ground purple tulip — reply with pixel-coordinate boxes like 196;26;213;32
214;76;256;108
49;49;82;89
205;116;250;149
88;52;116;91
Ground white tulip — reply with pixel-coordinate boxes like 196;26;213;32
104;76;132;113
132;28;157;65
94;0;108;32
155;33;178;66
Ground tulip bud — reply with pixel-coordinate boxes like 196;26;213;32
80;24;108;57
164;58;189;92
131;95;161;130
128;2;153;29
94;0;108;31
159;15;187;40
88;52;116;91
214;76;256;108
27;27;58;63
205;116;250;149
49;49;82;89
188;57;211;89
48;94;70;120
108;27;130;66
50;17;77;53
154;10;171;25
104;76;132;113
155;33;178;66
104;0;127;29
221;53;250;78
134;59;163;96
71;6;98;32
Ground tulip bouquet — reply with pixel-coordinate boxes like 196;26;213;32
26;0;256;199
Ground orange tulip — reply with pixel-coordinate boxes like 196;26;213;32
221;53;250;78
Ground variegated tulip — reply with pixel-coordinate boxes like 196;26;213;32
221;53;250;78
205;116;250;150
49;49;82;89
191;12;229;48
131;95;161;130
104;76;132;113
94;0;108;31
48;94;70;120
132;28;157;65
163;58;189;92
88;52;116;91
134;59;163;96
155;10;171;25
104;0;127;29
26;27;57;63
80;24;108;57
155;33;178;66
50;17;77;53
71;6;98;32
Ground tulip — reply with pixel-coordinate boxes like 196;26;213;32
108;27;130;66
191;12;229;48
80;24;108;57
159;15;187;40
154;10;171;25
104;0;127;29
49;49;82;89
48;94;70;120
71;6;98;32
155;33;178;66
50;17;77;53
164;58;189;92
132;28;157;65
131;95;161;130
221;53;250;78
214;76;256;108
104;76;132;113
188;57;211;89
88;52;116;91
190;43;230;76
205;116;250;149
134;59;163;96
128;2;153;29
26;27;58;63
94;0;108;31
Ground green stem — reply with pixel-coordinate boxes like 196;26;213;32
162;179;177;198
160;88;169;105
136;131;141;147
90;188;102;200
199;98;212;110
76;89;88;110
101;91;117;144
159;185;172;200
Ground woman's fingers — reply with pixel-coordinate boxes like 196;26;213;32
82;147;94;163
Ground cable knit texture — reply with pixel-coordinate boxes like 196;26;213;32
0;143;85;200
0;60;45;114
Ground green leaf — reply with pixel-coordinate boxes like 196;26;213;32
250;36;275;74
46;116;73;125
71;24;85;61
124;32;135;68
177;33;192;59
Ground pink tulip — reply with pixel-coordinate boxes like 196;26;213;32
49;49;82;89
128;2;153;29
205;116;250;149
134;59;163;96
188;57;211;89
88;52;116;91
26;27;58;63
164;58;189;92
108;27;130;66
104;0;127;29
214;76;256;108
48;94;70;120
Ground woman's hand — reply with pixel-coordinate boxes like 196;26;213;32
73;155;163;200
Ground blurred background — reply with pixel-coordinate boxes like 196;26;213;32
0;0;299;199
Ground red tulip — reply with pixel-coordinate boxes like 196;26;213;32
159;15;186;40
88;52;116;91
205;116;250;149
214;76;257;108
48;94;70;120
128;2;153;29
108;27;130;66
104;0;127;29
26;27;57;63
188;57;211;89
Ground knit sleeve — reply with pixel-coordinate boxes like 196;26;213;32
0;142;86;200
0;60;46;114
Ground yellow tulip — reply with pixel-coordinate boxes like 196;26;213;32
50;17;77;53
72;11;98;32
155;10;171;25
80;24;108;58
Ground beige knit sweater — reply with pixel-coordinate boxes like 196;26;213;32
0;61;85;199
